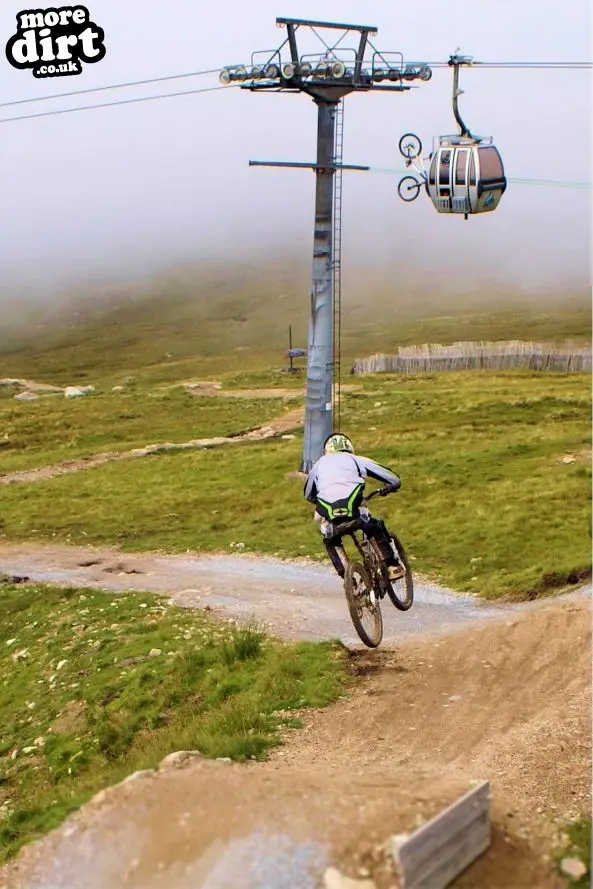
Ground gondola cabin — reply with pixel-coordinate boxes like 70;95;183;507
426;136;507;218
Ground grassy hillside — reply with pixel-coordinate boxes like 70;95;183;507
0;260;590;386
1;371;590;599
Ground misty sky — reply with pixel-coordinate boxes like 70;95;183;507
0;0;591;301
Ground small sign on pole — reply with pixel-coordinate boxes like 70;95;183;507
285;325;306;374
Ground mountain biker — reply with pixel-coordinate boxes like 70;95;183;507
303;433;402;581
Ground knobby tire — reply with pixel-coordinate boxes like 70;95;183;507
344;561;383;648
383;532;414;611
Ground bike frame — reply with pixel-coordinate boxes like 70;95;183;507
328;492;390;592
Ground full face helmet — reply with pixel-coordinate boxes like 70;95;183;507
323;433;354;455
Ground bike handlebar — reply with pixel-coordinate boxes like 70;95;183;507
366;485;399;501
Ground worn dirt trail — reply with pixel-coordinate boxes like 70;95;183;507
0;543;590;888
0;406;304;487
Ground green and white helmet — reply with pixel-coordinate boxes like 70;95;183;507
324;433;354;455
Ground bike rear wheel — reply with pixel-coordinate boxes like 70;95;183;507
344;561;383;648
382;532;414;611
397;175;422;202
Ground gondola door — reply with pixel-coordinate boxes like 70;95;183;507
451;148;471;215
435;148;453;212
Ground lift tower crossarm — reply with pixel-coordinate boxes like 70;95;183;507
276;17;378;33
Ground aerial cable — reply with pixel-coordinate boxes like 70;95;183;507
0;67;222;109
0;82;240;124
423;61;591;69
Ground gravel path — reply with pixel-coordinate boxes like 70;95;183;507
0;542;587;647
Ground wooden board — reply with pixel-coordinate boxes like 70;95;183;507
390;780;491;889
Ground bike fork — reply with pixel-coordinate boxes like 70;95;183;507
335;546;349;574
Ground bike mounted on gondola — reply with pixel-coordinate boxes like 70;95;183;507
397;54;507;219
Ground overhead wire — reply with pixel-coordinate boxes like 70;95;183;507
0;66;222;109
0;81;241;124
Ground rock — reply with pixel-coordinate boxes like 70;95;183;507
112;386;125;392
159;750;202;769
324;867;377;889
148;648;162;657
281;434;296;441
14;391;38;401
216;757;233;764
65;385;95;399
561;455;576;464
560;858;587;880
448;695;462;702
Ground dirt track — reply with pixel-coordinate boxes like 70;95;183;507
0;544;590;888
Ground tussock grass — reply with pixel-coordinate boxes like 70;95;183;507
0;580;345;863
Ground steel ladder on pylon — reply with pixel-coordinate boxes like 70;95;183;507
332;98;344;433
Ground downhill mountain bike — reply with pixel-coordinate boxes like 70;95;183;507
327;486;414;648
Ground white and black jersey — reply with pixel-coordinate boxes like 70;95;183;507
304;452;400;519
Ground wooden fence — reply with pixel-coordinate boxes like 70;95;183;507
352;341;592;375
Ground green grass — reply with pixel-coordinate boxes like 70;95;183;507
0;577;345;863
0;386;299;474
0;371;589;599
556;818;592;888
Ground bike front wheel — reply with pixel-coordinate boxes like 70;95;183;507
344;561;383;648
382;532;414;612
